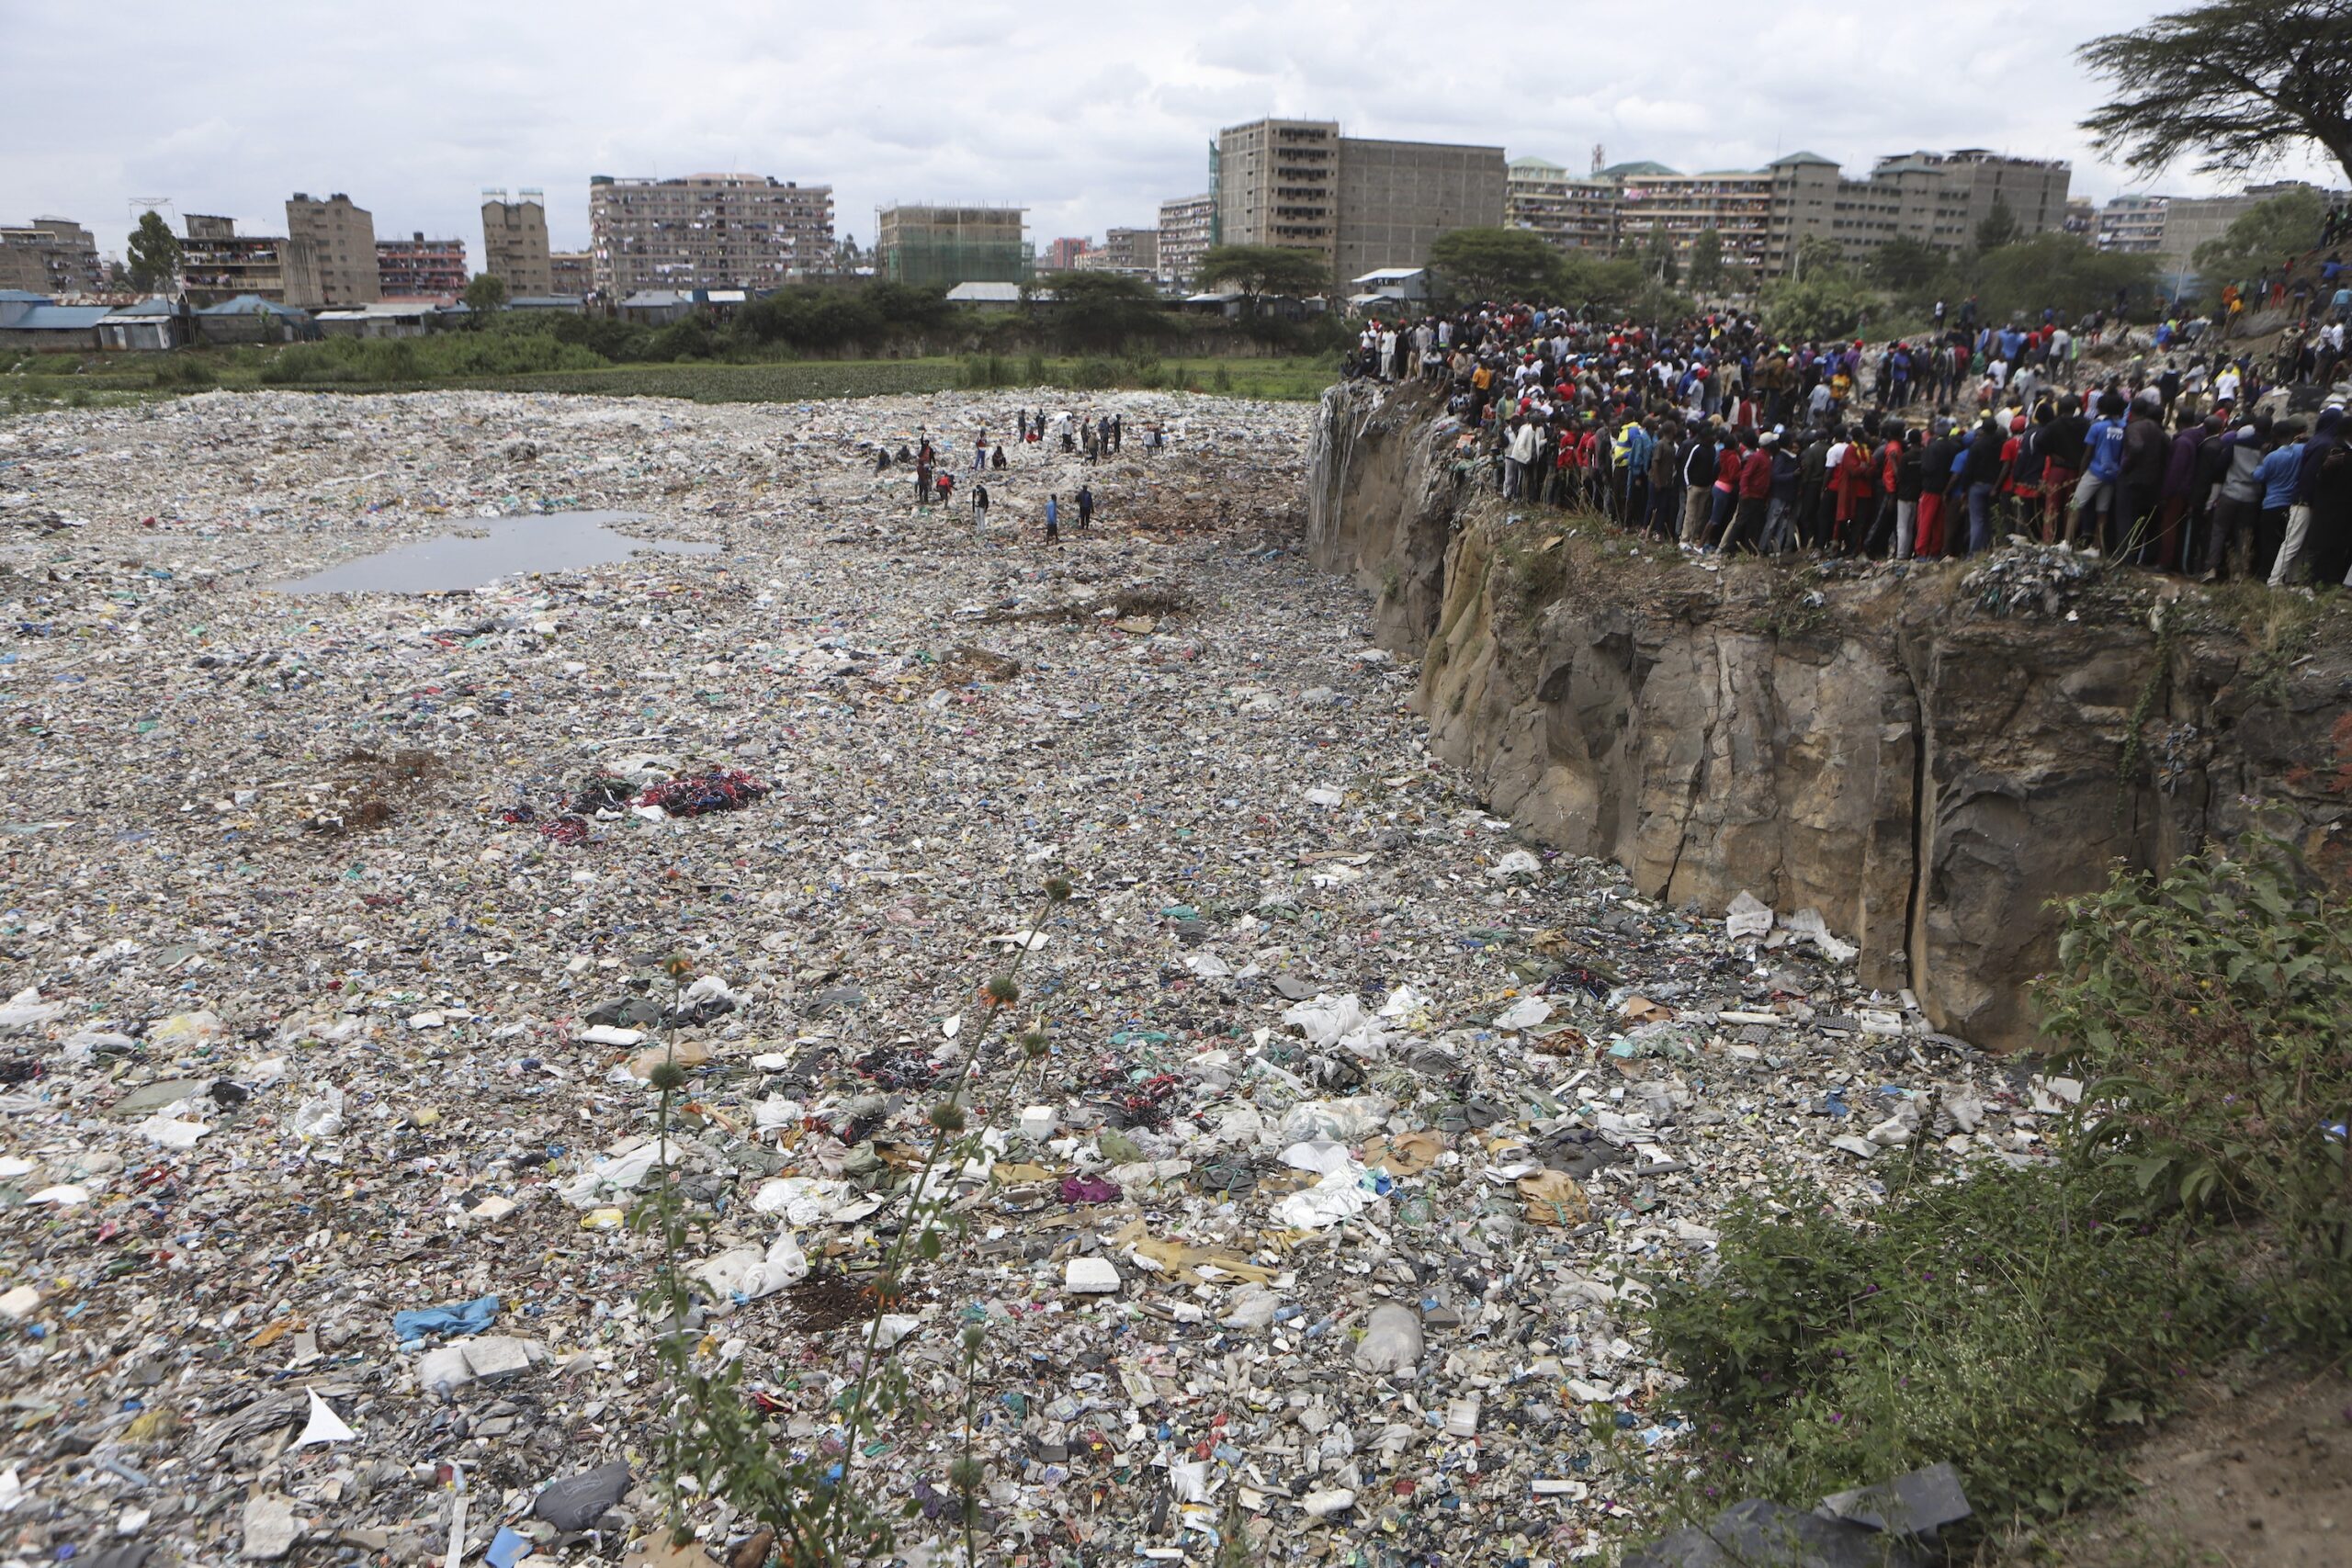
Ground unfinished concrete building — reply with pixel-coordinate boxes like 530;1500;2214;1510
589;174;834;296
481;191;552;296
1215;118;1340;275
285;193;379;306
874;205;1031;288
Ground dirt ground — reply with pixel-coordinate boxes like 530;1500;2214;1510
2030;1362;2352;1566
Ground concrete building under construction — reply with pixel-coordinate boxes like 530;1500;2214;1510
481;190;552;296
874;205;1032;288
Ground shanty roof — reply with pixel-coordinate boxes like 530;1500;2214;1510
944;281;1024;303
0;304;109;331
194;295;311;318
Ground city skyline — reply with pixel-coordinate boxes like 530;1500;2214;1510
6;0;2346;273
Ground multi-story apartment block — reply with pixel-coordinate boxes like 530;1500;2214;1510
1041;236;1091;271
1616;167;1775;276
1076;226;1160;278
589;174;834;296
1762;148;2073;275
874;205;1031;288
0;218;106;295
1505;158;1620;253
285;193;379;306
179;215;322;307
2097;197;2169;254
1215;118;1340;273
1215;118;1504;288
548;253;592;297
481;191;552;296
1156;193;1216;287
377;233;468;301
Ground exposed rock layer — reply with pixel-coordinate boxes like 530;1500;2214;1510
1308;381;2350;1048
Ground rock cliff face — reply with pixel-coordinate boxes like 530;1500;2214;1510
1308;381;2351;1049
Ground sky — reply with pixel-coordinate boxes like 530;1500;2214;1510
5;0;2344;269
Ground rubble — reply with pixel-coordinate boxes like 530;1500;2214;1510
0;387;2043;1565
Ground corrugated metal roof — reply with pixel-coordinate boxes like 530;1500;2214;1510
194;295;310;317
0;305;108;330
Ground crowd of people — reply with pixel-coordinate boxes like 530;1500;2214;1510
1347;296;2352;588
871;405;1144;546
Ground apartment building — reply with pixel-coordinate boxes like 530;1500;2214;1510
548;253;591;296
0;218;106;295
179;215;322;308
1156;193;1215;287
377;233;468;301
481;191;552;296
1504;158;1619;253
1616;167;1775;276
874;205;1030;288
1041;236;1091;271
1077;226;1160;279
588;174;835;296
1763;148;2074;274
1215;118;1503;287
285;193;379;306
2096;197;2169;254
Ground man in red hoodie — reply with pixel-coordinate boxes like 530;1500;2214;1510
1720;430;1774;554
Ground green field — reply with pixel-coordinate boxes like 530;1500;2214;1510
3;350;1339;411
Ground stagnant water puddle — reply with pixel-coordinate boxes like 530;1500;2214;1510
272;511;718;593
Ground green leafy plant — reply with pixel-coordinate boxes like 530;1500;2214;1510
2036;835;2352;1335
1647;1167;2239;1524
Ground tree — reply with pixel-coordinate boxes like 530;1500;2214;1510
1425;227;1561;303
1759;273;1872;341
125;210;180;296
463;273;509;314
1866;237;1946;292
1687;228;1724;293
1194;244;1331;311
1046;272;1167;351
1965;232;2161;320
1789;234;1849;282
1636;230;1679;285
2192;186;2331;279
2079;0;2352;187
1973;197;2022;254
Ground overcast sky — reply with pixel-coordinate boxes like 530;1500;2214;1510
6;0;2343;267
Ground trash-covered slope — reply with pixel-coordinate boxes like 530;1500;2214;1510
4;389;2083;1566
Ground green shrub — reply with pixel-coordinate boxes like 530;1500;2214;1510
2036;834;2352;1337
1648;1167;2239;1523
151;355;217;389
1023;353;1047;386
1071;355;1121;389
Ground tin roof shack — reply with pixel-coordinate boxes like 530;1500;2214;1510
97;296;185;351
192;295;315;344
0;291;107;352
315;300;440;339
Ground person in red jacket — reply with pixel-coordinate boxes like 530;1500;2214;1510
1722;430;1774;553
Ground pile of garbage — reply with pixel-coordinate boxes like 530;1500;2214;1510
0;388;2060;1566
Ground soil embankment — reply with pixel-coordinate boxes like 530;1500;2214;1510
1307;379;2351;1049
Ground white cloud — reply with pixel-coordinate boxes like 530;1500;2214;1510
1;0;2342;267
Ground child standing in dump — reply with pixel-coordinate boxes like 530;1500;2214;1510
1045;493;1060;544
972;481;989;541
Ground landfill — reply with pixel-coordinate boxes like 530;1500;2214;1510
0;387;2065;1565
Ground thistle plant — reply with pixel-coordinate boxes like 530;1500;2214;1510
631;874;1073;1566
